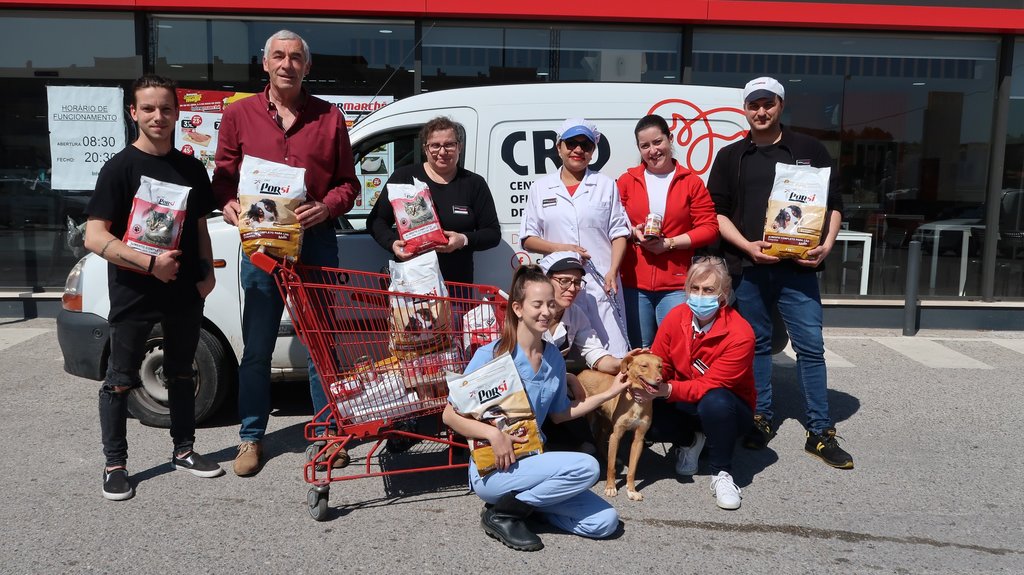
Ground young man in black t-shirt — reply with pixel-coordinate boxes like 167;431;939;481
708;77;854;471
85;75;223;501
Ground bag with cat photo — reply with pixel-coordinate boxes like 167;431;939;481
121;175;190;274
388;178;447;256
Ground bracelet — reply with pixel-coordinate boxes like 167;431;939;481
147;255;156;274
667;237;676;250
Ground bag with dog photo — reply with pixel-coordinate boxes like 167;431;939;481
388;251;453;353
762;162;830;259
121;175;190;274
237;155;307;262
388;178;448;256
446;352;544;476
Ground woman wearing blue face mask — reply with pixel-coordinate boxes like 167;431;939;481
634;256;757;511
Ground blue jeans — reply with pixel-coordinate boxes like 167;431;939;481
732;265;832;434
237;223;338;442
470;451;618;539
622;287;687;348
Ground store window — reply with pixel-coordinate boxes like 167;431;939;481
421;22;681;91
694;29;999;298
0;10;139;290
153;17;416;99
995;38;1024;298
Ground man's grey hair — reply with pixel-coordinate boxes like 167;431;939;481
264;30;311;65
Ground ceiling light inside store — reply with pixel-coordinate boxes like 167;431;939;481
157;24;173;29
913;82;926;86
170;64;183;68
537;72;549;76
379;29;393;34
664;75;676;79
789;78;802;82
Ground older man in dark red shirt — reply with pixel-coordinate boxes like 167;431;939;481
212;29;359;477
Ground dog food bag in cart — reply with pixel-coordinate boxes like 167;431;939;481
762;163;831;259
389;251;453;353
237;155;307;262
121;175;190;273
446;353;544;476
389;178;447;256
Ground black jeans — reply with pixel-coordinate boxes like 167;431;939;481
99;298;203;467
650;388;753;474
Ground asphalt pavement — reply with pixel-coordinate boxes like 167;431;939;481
1;318;1022;574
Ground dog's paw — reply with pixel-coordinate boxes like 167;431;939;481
627;489;643;501
604;485;618;497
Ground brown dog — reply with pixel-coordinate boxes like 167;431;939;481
577;352;663;501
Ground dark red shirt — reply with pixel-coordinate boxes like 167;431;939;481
212;86;359;219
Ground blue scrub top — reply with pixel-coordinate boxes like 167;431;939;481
464;340;570;426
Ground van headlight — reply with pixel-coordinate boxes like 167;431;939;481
62;256;89;312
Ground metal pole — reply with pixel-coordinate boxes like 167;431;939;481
981;36;1014;301
904;240;921;336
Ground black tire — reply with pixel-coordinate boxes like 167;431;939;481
307;488;329;521
127;326;231;427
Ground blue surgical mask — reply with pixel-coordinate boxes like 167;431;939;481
687;294;720;321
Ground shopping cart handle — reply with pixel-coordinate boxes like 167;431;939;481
251;251;280;274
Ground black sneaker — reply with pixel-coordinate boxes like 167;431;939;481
172;450;225;478
742;414;776;450
805;428;854;469
102;467;134;501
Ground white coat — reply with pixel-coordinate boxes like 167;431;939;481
519;169;632;357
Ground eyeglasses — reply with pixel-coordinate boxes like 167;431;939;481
551;276;587;290
692;255;727;266
562;138;596;153
426;142;459;153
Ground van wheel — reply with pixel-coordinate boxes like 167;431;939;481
127;327;230;427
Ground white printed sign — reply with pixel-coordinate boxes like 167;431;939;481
321;95;394;215
46;86;126;190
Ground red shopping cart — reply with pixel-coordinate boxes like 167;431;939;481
251;252;506;520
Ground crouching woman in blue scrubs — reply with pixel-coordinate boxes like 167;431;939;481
442;264;630;551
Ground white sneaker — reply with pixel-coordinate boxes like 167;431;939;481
674;431;705;476
710;471;742;510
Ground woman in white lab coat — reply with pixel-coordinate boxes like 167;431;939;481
518;118;631;357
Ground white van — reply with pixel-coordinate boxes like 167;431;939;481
57;82;746;426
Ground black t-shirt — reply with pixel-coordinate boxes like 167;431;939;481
366;164;501;284
739;144;793;243
87;145;216;320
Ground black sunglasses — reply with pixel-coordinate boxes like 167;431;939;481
562;138;596;153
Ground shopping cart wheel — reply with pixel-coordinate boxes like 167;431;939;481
307;487;329;521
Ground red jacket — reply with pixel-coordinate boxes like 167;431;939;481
617;162;719;291
650;303;756;411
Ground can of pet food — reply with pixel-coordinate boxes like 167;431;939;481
353;355;376;389
643;213;663;239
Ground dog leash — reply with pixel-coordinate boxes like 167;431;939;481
583;258;629;345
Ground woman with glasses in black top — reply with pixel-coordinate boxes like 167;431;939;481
367;116;501;284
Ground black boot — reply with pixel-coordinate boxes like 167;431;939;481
480;492;543;551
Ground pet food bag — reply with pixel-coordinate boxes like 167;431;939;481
461;302;503;354
122;175;191;272
389;178;447;256
762;163;831;259
447;353;544;476
238;155;307;262
389;251;452;353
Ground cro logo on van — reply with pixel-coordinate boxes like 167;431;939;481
500;130;611;176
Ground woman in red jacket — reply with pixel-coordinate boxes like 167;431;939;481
636;256;756;510
617;114;720;348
